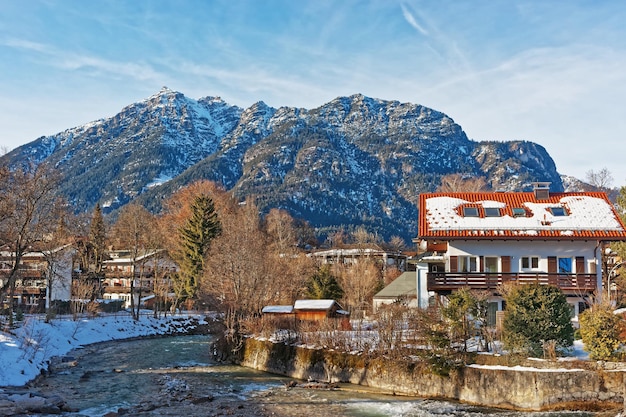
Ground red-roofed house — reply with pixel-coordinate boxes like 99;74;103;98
416;182;626;323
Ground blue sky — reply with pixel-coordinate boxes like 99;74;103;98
1;1;626;185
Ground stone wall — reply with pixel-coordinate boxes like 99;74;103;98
238;338;625;411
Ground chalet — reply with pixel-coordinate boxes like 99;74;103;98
102;249;177;309
0;246;74;312
293;299;349;320
416;183;626;324
262;299;350;328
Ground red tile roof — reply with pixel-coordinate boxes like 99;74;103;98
418;191;626;240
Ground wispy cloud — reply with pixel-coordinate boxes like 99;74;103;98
2;37;163;82
398;3;471;75
1;38;49;53
400;3;428;36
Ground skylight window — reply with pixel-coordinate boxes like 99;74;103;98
463;207;479;217
549;207;567;216
512;207;526;217
484;207;501;217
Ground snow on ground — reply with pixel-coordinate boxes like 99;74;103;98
0;312;204;387
0;313;594;388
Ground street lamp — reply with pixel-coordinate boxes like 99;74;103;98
607;261;626;305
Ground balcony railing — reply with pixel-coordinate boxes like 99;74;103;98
427;272;597;294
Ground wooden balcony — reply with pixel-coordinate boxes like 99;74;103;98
427;272;597;295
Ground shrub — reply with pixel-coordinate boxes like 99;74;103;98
579;305;624;360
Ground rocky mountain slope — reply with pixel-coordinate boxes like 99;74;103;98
2;88;564;242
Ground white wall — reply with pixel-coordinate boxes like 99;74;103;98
447;240;599;274
48;249;74;304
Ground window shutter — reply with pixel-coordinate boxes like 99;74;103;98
548;256;557;274
501;256;511;273
575;257;585;274
449;256;458;273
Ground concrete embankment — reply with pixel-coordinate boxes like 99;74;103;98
238;338;626;412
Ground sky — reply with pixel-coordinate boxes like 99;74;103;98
1;1;625;185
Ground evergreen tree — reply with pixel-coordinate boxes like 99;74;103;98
306;265;343;300
176;194;221;303
442;288;489;352
502;284;574;357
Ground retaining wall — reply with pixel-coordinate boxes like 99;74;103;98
238;338;626;411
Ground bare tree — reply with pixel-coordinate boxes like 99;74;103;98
351;226;381;248
437;173;490;192
202;199;272;315
335;259;382;317
585;168;614;191
264;208;297;254
384;235;406;253
110;204;156;320
0;164;62;326
38;206;74;320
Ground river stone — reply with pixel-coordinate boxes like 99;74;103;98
10;393;47;410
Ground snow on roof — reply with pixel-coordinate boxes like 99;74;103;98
419;192;626;240
103;249;164;264
293;299;338;310
261;305;294;314
309;248;393;257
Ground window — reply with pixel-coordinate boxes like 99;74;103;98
521;256;539;270
459;256;478;272
558;257;572;274
549;207;567;216
484;207;501;217
512;207;526;217
463;207;479;217
484;257;498;273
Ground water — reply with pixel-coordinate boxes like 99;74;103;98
32;335;596;417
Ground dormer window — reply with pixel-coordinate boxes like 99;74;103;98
549;207;567;216
463;207;479;217
484;207;501;217
512;207;526;217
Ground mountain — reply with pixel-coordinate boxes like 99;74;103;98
1;88;564;243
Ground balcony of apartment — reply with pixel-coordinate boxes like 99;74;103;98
0;267;44;279
427;272;597;295
104;269;158;279
101;284;153;294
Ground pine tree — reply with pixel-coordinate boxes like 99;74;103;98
176;194;221;303
306;265;343;300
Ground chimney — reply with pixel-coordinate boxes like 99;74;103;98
532;182;551;200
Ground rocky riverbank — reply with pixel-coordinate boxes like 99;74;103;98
0;388;75;415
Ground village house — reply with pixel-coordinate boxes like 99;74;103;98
0;245;74;312
372;268;431;312
102;249;177;309
308;247;407;272
415;182;626;325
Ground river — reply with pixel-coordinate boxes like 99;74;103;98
31;335;598;417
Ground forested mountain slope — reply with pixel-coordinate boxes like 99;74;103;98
2;88;563;242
